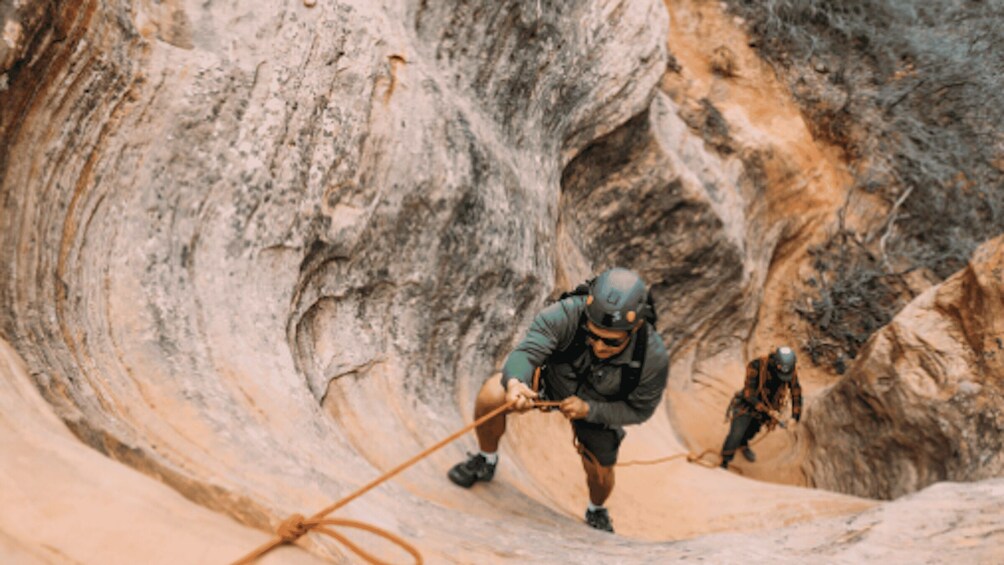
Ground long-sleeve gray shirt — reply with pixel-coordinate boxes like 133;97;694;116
501;296;670;428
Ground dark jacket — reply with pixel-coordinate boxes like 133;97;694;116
733;356;802;422
500;296;670;427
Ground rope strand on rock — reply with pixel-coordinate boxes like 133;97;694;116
575;418;785;476
233;397;785;564
233;399;564;564
232;400;511;564
617;429;775;470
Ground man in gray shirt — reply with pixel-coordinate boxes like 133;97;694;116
447;268;670;533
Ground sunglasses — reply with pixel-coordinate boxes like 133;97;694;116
584;327;630;347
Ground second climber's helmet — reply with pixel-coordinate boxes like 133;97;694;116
585;268;649;332
770;346;797;382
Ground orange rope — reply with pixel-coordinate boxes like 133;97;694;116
571;418;784;473
617;430;774;470
233;396;785;564
232;399;560;564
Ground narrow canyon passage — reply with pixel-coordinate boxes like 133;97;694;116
1;1;1001;563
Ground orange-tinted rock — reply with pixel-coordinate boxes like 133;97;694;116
1;0;1002;562
0;338;322;564
805;236;1004;499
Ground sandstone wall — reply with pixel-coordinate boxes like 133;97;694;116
804;236;1004;499
0;0;674;560
2;0;1002;562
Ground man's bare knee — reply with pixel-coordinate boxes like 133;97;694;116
477;373;506;405
474;373;509;452
584;461;613;477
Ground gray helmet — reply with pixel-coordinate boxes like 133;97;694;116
585;268;649;332
769;346;797;382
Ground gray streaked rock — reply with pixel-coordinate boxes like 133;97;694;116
0;0;670;559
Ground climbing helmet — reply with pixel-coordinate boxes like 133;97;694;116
770;346;797;382
585;267;649;332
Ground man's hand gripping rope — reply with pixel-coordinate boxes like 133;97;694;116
505;379;539;412
505;378;583;418
766;409;788;430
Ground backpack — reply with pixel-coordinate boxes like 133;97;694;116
549;278;658;400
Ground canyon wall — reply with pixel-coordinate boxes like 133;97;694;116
1;0;1001;562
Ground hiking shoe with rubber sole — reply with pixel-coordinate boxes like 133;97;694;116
585;507;615;533
742;446;756;462
447;453;496;488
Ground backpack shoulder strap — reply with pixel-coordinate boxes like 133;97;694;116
615;323;648;401
548;311;588;365
556;278;595;302
544;279;594;366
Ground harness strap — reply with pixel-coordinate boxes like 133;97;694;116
755;356;789;413
614;323;648;401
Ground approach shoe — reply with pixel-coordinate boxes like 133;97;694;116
741;446;757;462
585;507;615;533
447;452;496;488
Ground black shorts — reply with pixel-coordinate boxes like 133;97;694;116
572;420;625;467
509;369;625;466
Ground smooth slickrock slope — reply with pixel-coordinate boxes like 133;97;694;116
0;337;323;564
